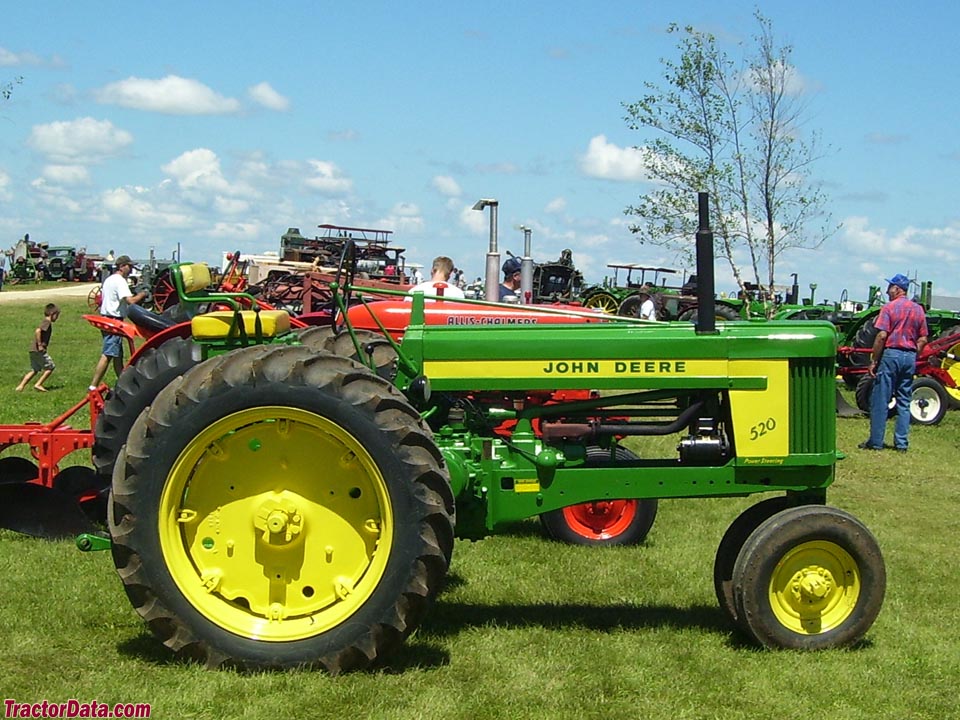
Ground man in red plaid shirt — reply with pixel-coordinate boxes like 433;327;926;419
859;273;927;452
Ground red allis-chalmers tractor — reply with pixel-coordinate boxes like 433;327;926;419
4;195;887;672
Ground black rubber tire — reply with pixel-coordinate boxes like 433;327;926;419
732;505;885;649
108;345;455;671
848;317;880;368
713;495;795;628
539;447;657;547
323;329;398;380
617;294;642;318
295;325;334;352
0;456;39;484
854;374;894;417
678;304;741;322
93;337;201;481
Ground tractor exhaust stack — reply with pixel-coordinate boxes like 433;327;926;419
695;192;717;335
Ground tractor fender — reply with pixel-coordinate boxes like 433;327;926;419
128;322;193;364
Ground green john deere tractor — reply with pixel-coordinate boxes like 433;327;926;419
80;194;884;672
580;263;742;321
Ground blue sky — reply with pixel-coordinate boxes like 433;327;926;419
2;1;959;302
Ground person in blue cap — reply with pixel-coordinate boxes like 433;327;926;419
859;273;927;452
499;257;522;301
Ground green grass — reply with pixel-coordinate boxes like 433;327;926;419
1;294;959;719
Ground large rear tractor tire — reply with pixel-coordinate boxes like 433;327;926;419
108;345;455;671
678;304;741;323
732;505;885;649
93;337;201;482
540;447;657;546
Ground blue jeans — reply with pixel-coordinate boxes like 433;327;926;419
869;348;915;449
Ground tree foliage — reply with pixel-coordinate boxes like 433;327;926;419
2;76;23;101
623;13;835;302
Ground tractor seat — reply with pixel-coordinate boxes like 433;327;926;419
126;303;177;333
178;262;214;296
191;310;291;340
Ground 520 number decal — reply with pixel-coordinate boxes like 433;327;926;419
749;417;777;441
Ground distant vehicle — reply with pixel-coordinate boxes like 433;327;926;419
44;246;98;281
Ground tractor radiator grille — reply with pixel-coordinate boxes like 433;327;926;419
789;358;835;454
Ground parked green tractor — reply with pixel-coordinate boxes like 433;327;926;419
79;194;884;672
581;263;743;320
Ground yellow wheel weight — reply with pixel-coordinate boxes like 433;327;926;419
158;406;394;642
768;540;860;635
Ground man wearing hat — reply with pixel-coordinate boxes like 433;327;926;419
637;285;658;321
859;273;927;452
88;255;148;390
499;257;522;301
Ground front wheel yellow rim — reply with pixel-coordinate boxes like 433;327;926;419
158;406;394;642
768;540;861;635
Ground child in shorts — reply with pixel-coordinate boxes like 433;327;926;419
16;303;61;392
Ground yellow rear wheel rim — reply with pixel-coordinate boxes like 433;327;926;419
159;406;393;642
768;540;860;635
585;294;618;314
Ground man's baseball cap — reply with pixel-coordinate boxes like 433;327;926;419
502;257;522;276
114;255;133;267
885;273;910;291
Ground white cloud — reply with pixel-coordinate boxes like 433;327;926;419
580;135;649;182
95;75;241;115
42;164;90;185
247;82;289;111
162;149;231;193
377;203;425;234
432;175;461;197
213;196;251;215
100;186;193;228
328;129;360;142
459;204;489;235
27;117;133;164
0;168;11;201
207;220;265;240
545;197;566;214
0;47;63;67
303;160;353;195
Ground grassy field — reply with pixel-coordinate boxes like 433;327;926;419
1;294;958;719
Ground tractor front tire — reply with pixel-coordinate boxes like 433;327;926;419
108;345;455;671
540;447;657;546
713;495;795;627
732;505;885;650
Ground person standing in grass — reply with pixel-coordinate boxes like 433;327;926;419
88;254;147;390
858;273;928;453
15;303;60;392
